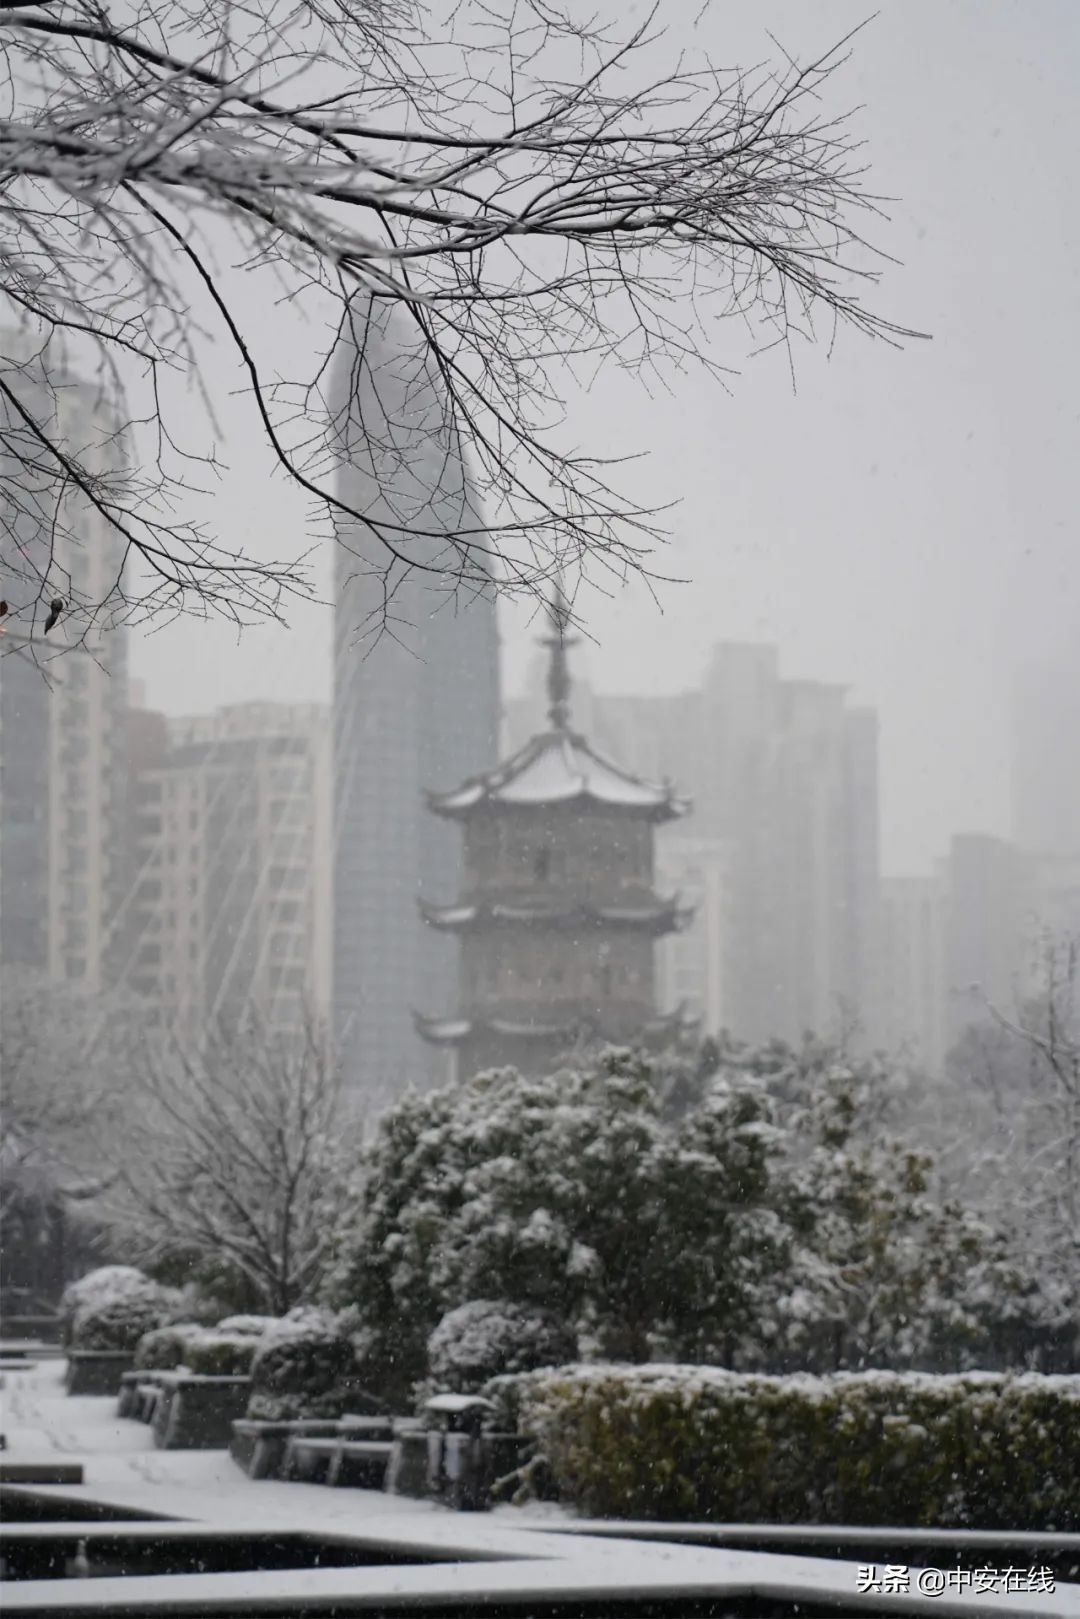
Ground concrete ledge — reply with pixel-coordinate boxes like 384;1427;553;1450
65;1353;135;1397
152;1375;251;1450
0;1461;85;1486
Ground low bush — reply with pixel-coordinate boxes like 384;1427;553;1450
247;1307;378;1420
492;1364;1080;1530
428;1300;577;1394
134;1323;205;1371
183;1331;260;1377
61;1267;168;1346
71;1293;173;1353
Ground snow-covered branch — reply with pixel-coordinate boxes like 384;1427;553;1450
0;0;920;635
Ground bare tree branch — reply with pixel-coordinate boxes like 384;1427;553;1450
100;1008;355;1312
0;0;922;638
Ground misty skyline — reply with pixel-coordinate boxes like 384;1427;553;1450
129;0;1080;876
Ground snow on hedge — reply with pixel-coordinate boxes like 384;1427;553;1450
487;1363;1080;1530
428;1300;577;1393
60;1266;162;1324
247;1306;380;1420
62;1266;184;1352
134;1323;206;1371
217;1315;279;1337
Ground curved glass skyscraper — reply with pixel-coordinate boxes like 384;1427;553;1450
331;298;499;1113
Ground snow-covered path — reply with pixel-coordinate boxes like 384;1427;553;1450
2;1359;446;1527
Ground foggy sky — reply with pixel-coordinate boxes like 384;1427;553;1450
131;0;1080;876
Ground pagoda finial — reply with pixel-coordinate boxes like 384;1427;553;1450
542;576;578;732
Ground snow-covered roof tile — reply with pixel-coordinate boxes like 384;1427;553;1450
430;731;688;820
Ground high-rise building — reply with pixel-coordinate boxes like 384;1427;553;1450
0;359;129;993
331;301;499;1110
655;832;728;1035
1012;663;1080;859
943;833;1029;1041
879;875;948;1073
121;701;331;1041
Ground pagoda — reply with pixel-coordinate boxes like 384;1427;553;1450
416;590;696;1081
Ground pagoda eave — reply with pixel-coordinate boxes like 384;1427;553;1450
426;788;688;824
415;1004;700;1050
419;898;694;936
415;1012;582;1047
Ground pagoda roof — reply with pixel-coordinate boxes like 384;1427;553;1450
420;896;692;935
415;1004;700;1048
428;729;689;821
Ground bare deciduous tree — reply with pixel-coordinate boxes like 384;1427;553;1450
981;935;1080;1317
933;934;1080;1351
0;0;920;637
0;971;127;1220
105;1014;354;1313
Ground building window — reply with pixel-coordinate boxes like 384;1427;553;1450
534;847;550;881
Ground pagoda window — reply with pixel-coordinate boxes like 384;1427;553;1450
534;847;551;881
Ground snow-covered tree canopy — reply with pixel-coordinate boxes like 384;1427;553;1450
427;1299;576;1394
326;1042;1067;1396
0;0;918;632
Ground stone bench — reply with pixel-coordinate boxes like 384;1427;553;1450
281;1435;339;1484
230;1419;341;1481
280;1432;396;1489
327;1439;394;1489
230;1414;394;1481
152;1374;252;1450
117;1369;173;1421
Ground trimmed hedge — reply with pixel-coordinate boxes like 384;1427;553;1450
490;1364;1080;1530
182;1331;260;1376
428;1300;577;1394
71;1294;172;1353
246;1308;381;1421
135;1323;205;1371
61;1267;176;1349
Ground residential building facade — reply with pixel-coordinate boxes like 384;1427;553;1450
0;361;129;995
122;701;331;1041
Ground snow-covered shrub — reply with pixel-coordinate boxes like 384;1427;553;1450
217;1315;279;1337
501;1363;1080;1530
134;1323;205;1371
326;1049;770;1396
60;1266;161;1344
71;1292;173;1353
247;1307;373;1420
327;1041;1065;1396
428;1301;577;1394
182;1331;260;1376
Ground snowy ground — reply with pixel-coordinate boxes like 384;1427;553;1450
2;1361;1079;1616
2;1359;572;1533
2;1359;446;1528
